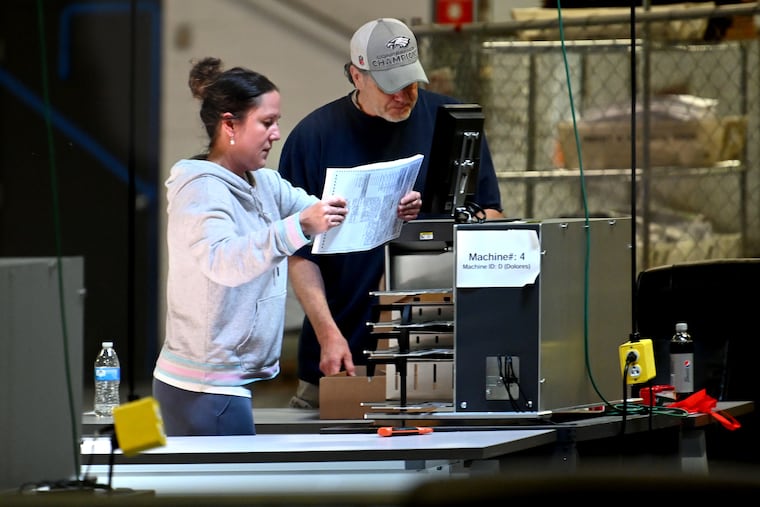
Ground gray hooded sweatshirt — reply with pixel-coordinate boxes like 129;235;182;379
153;159;318;397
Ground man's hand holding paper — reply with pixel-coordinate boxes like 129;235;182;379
311;154;423;254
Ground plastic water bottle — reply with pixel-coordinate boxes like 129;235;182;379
94;341;121;417
669;322;694;398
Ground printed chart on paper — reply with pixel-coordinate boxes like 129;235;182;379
312;154;423;254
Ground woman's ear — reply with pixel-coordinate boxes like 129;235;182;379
220;113;236;137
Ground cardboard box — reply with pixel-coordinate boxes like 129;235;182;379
376;291;453;305
374;292;453;325
386;361;453;402
377;333;454;352
319;367;386;420
512;4;710;42
557;115;735;170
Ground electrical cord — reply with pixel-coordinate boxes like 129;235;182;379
17;477;106;495
497;355;531;411
618;354;635;435
465;201;487;222
606;402;689;419
73;425;119;494
551;1;690;431
17;426;115;494
611;352;688;418
33;0;82;484
453;201;486;223
498;357;521;412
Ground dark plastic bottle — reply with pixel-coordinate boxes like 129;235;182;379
669;322;694;398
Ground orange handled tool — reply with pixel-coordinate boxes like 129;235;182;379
377;426;433;437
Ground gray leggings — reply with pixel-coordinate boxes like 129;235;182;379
152;378;255;436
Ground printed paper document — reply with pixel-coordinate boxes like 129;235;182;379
311;154;423;254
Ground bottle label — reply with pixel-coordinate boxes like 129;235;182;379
669;352;693;393
95;366;120;382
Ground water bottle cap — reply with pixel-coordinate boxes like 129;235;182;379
102;341;113;348
675;322;688;332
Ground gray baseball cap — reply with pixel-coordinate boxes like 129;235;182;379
350;18;429;94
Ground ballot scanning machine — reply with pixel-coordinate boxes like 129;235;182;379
376;216;632;415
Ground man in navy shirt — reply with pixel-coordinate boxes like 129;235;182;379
278;18;503;408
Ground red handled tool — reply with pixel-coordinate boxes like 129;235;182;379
377;426;433;437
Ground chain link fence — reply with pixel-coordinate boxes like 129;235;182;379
417;6;759;272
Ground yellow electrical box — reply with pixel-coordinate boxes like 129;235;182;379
619;339;656;385
112;396;166;457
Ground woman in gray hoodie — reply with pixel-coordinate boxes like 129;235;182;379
152;57;422;436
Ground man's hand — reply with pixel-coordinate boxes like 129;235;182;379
318;331;356;377
397;190;421;222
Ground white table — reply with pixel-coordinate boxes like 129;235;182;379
79;429;556;497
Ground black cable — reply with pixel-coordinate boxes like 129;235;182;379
464;201;486;223
629;0;639;335
497;356;523;412
504;357;519;410
646;378;655;432
621;360;631;436
17;477;104;494
718;340;730;400
19;425;117;494
108;433;118;491
508;359;532;409
81;437;97;482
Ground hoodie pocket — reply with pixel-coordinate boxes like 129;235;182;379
238;292;286;372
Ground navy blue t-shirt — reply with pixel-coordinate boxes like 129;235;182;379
278;89;502;385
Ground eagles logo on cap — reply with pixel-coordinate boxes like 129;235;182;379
387;36;410;49
350;18;429;94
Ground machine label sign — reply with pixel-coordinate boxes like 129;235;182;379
455;229;540;288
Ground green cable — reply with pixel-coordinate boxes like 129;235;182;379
35;0;81;478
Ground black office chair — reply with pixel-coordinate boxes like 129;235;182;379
634;258;760;464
